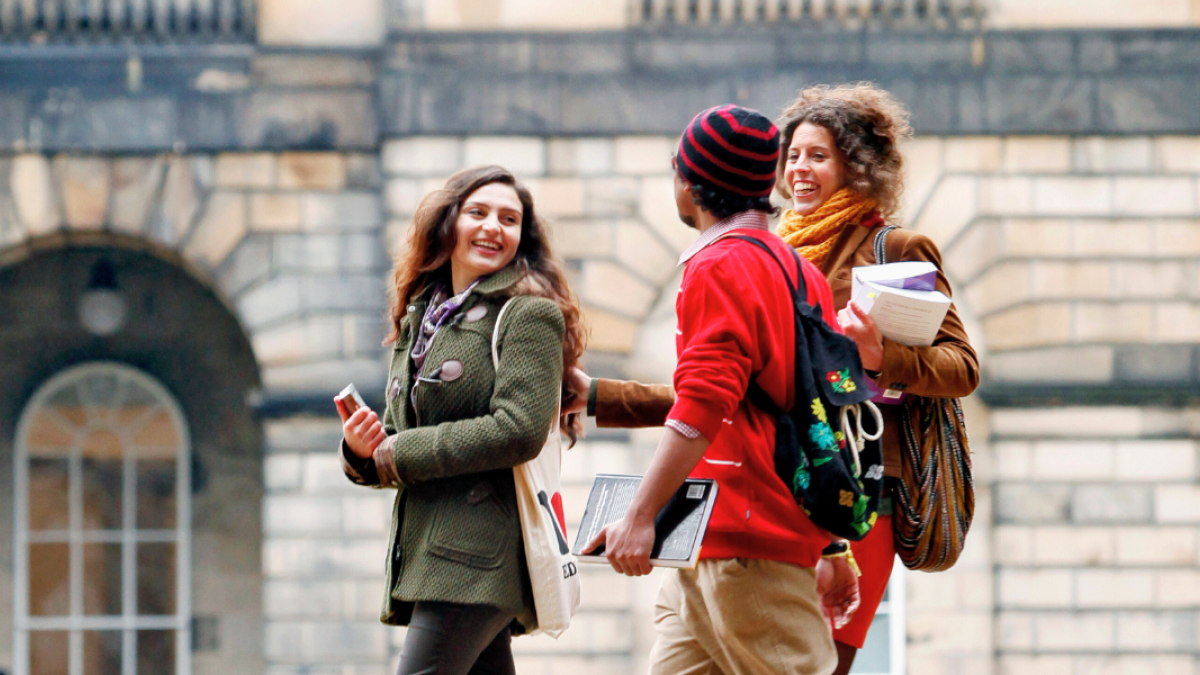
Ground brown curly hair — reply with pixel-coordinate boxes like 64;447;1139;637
776;83;913;219
387;165;588;443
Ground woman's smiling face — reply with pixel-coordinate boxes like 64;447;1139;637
783;121;847;216
450;182;523;292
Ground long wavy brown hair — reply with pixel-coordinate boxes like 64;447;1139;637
387;165;587;443
776;82;913;220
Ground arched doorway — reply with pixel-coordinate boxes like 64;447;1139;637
0;234;265;675
14;363;191;675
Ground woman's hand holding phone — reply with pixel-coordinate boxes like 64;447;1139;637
335;386;386;459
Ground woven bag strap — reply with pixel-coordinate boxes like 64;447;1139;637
873;225;899;264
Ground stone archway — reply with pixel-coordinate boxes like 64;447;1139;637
0;151;389;400
0;234;266;674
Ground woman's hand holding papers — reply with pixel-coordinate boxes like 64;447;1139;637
838;301;884;373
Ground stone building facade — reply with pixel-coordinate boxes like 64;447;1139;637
1;1;1199;674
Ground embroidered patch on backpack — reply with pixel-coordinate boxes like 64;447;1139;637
809;423;838;453
827;369;857;393
811;398;828;424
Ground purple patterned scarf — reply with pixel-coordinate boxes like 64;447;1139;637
410;279;480;379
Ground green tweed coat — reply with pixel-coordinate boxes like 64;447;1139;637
340;264;564;633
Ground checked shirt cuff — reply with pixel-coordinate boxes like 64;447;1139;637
665;418;703;440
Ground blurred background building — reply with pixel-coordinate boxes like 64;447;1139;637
0;0;1199;673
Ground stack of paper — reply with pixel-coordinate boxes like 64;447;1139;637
851;262;951;348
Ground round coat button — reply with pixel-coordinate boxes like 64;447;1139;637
439;360;464;382
464;305;488;323
389;377;401;400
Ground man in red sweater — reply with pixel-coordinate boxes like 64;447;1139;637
582;105;859;675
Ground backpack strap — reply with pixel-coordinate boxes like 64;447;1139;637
727;235;807;301
726;235;807;417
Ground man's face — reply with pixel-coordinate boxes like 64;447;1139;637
672;159;699;229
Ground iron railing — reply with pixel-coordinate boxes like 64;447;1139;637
0;0;255;42
633;0;985;28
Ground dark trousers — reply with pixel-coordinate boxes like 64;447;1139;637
396;601;517;675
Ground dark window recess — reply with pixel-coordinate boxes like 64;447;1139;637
192;616;220;652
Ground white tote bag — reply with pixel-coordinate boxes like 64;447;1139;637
492;297;581;637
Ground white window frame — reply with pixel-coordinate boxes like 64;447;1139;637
852;556;907;675
12;362;192;675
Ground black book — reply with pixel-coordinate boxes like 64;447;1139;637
571;474;718;569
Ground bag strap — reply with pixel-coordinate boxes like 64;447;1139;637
725;235;806;417
727;235;808;301
492;296;564;430
491;296;519;365
873;225;899;265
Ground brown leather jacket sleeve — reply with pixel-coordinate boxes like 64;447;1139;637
875;230;980;398
589;378;676;428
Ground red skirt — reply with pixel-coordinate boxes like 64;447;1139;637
832;514;895;649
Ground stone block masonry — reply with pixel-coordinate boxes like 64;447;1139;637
380;136;687;356
0;150;388;402
991;407;1200;674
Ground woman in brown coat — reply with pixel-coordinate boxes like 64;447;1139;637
576;83;978;675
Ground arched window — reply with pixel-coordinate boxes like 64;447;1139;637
13;363;191;675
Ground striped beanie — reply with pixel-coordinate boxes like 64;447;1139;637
676;104;780;198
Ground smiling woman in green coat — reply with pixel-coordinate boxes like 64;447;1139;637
335;165;587;675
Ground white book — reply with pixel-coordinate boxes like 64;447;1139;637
851;261;939;293
571;474;718;569
851;274;951;347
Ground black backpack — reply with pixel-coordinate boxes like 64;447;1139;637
731;236;884;541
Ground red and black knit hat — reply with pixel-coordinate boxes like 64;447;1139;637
676;104;780;198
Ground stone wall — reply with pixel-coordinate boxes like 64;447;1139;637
991;406;1200;675
2;130;1198;674
908;135;1200;403
0;151;391;405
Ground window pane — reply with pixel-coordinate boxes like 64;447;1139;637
29;458;70;530
81;373;121;410
82;456;123;530
24;410;75;456
47;385;88;426
137;459;176;529
132;410;180;453
83;630;123;675
138;543;176;615
138;630;175;675
29;543;70;616
29;630;69;675
850;614;891;674
83;543;123;616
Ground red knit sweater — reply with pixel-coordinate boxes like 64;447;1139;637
668;227;838;567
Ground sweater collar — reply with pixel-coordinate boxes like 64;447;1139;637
677;210;771;266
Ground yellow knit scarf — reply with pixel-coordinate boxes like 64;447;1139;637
777;189;878;268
